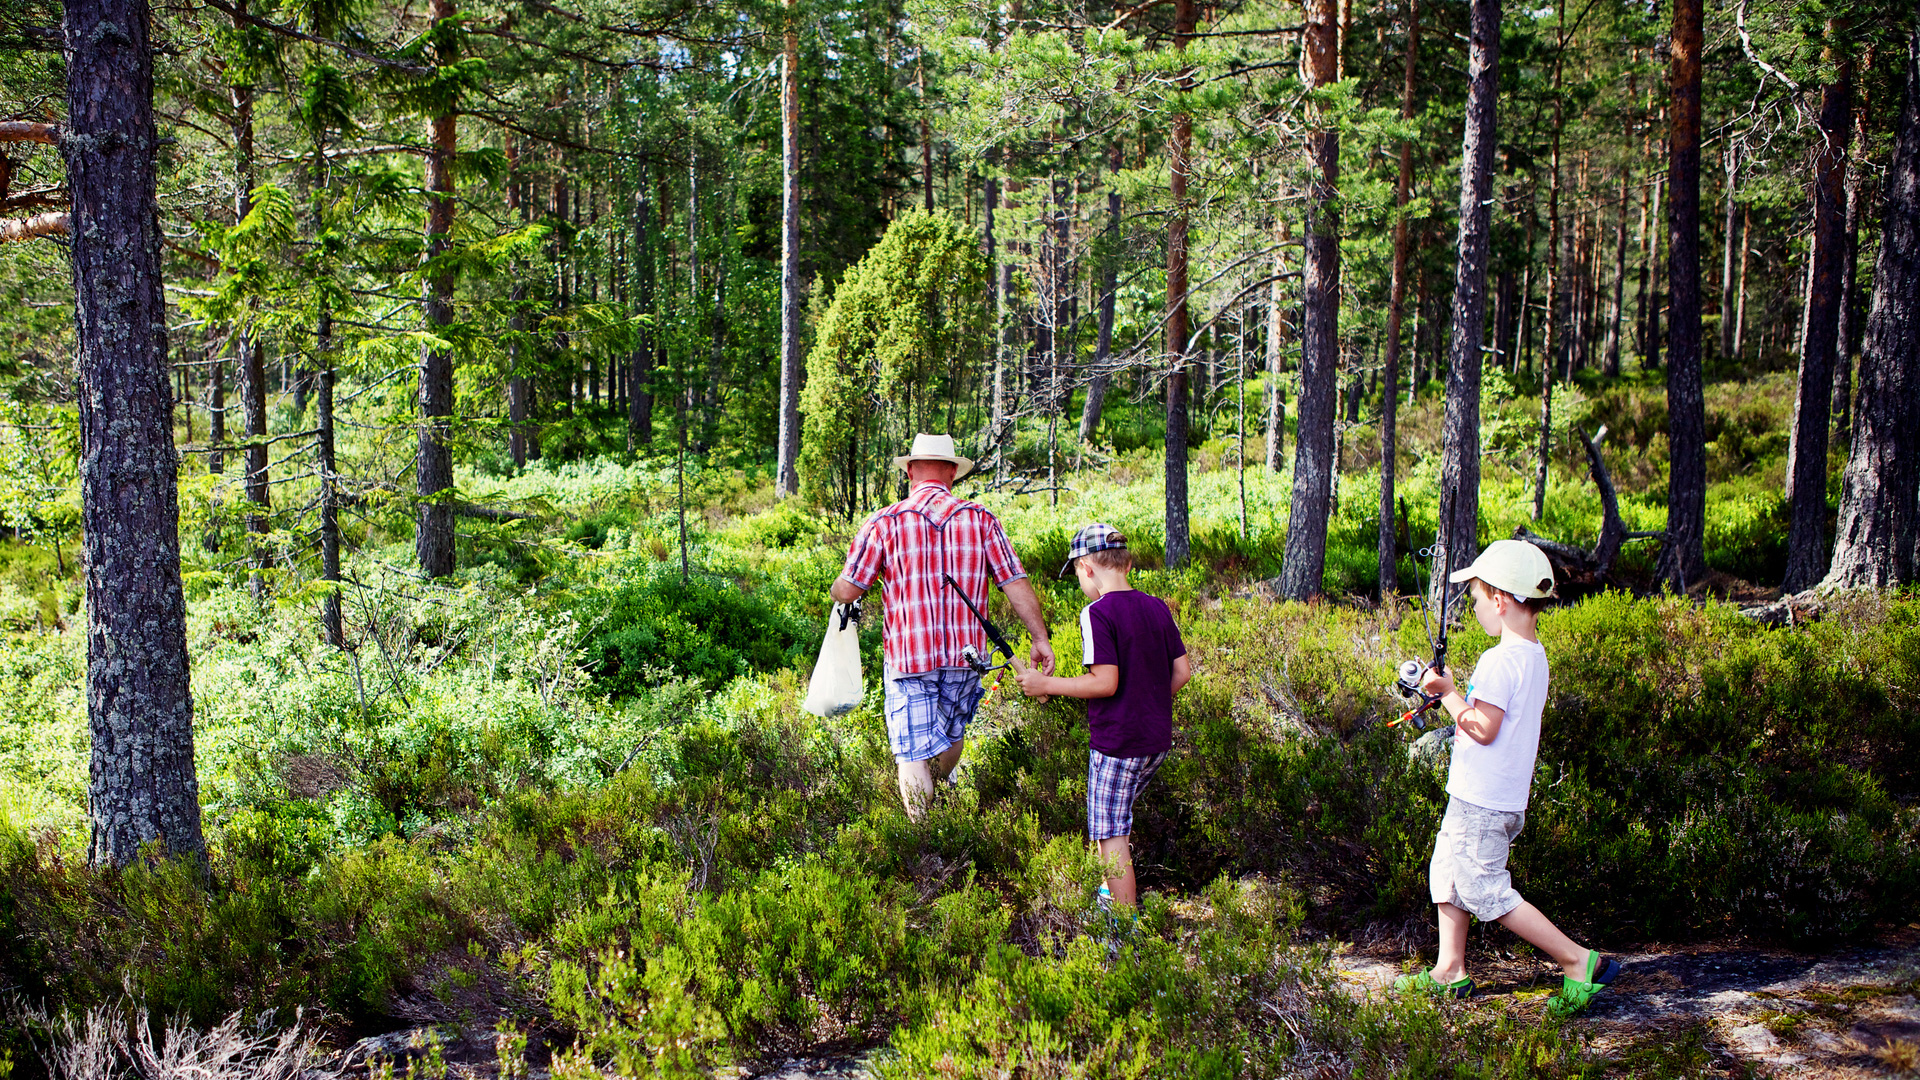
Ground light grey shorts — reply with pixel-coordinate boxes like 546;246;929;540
1429;796;1526;921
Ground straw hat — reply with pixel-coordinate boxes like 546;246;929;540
891;433;975;481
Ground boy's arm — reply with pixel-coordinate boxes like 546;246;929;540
1013;661;1117;700
1170;654;1191;694
1418;665;1505;744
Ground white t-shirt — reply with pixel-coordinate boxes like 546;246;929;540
1446;636;1549;812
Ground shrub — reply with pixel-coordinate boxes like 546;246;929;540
578;561;812;695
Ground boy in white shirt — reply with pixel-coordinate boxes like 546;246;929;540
1393;539;1619;1017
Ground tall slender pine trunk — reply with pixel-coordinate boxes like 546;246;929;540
1435;0;1500;592
1826;24;1920;587
1659;0;1708;589
1164;0;1198;568
414;0;459;578
775;1;803;497
1379;0;1418;598
66;0;206;867
1277;0;1342;599
1782;28;1854;592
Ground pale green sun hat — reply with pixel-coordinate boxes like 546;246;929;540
1447;538;1557;599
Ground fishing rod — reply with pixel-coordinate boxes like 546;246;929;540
1388;489;1460;732
943;573;1045;702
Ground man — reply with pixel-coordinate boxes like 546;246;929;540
830;433;1055;819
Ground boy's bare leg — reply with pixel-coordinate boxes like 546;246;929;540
1430;902;1471;983
1096;835;1137;907
1495;901;1591;980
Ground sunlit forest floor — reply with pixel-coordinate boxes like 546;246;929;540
1;366;1916;1077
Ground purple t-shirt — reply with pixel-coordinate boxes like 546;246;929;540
1080;589;1186;758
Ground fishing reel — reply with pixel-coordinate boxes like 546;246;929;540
1388;659;1441;732
961;643;1011;675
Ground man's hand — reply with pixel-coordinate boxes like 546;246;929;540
1419;664;1456;698
1029;637;1056;677
1001;578;1054;675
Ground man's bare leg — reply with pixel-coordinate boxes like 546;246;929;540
1097;834;1138;907
929;738;964;782
898;739;964;822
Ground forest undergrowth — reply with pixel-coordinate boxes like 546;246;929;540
0;375;1914;1078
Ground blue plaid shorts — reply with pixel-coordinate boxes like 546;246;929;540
883;665;984;763
1087;749;1168;841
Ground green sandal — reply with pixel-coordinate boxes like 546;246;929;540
1547;950;1621;1017
1392;970;1475;999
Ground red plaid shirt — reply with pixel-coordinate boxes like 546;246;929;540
841;481;1028;675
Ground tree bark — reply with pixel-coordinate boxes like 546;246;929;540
775;0;802;497
1164;0;1198;569
1604;159;1631;376
1433;0;1500;592
1080;153;1121;443
1782;30;1853;592
1718;142;1740;359
1265;221;1290;472
1833;57;1870;441
229;20;271;596
65;0;206;868
1536;99;1563;523
1379;0;1418;599
1277;0;1342;599
627;176;654;449
1734;205;1751;358
1658;0;1707;589
415;0;458;579
1826;25;1920;588
317;309;342;648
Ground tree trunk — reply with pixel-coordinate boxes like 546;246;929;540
1833;59;1870;441
1604;160;1631;375
775;0;802;497
1734;205;1752;358
240;335;269;593
1536;102;1563;523
506;147;531;466
1277;0;1342;600
66;0;206;868
1164;0;1199;568
1378;0;1418;598
229;22;271;597
207;356;225;476
1718;142;1740;360
628;173;654;448
415;0;458;579
1434;0;1501;592
1265;222;1290;472
317;309;342;648
1658;0;1707;590
1080;156;1121;443
1826;25;1920;588
1782;30;1854;592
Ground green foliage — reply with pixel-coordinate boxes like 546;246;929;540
799;211;990;516
576;560;813;695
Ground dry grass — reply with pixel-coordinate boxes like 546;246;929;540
12;1001;341;1080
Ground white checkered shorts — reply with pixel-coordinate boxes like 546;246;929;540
1429;796;1527;921
882;665;984;763
1087;749;1167;841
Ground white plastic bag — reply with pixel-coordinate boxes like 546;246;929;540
802;602;864;716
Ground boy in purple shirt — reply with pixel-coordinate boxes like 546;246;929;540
1014;524;1190;909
